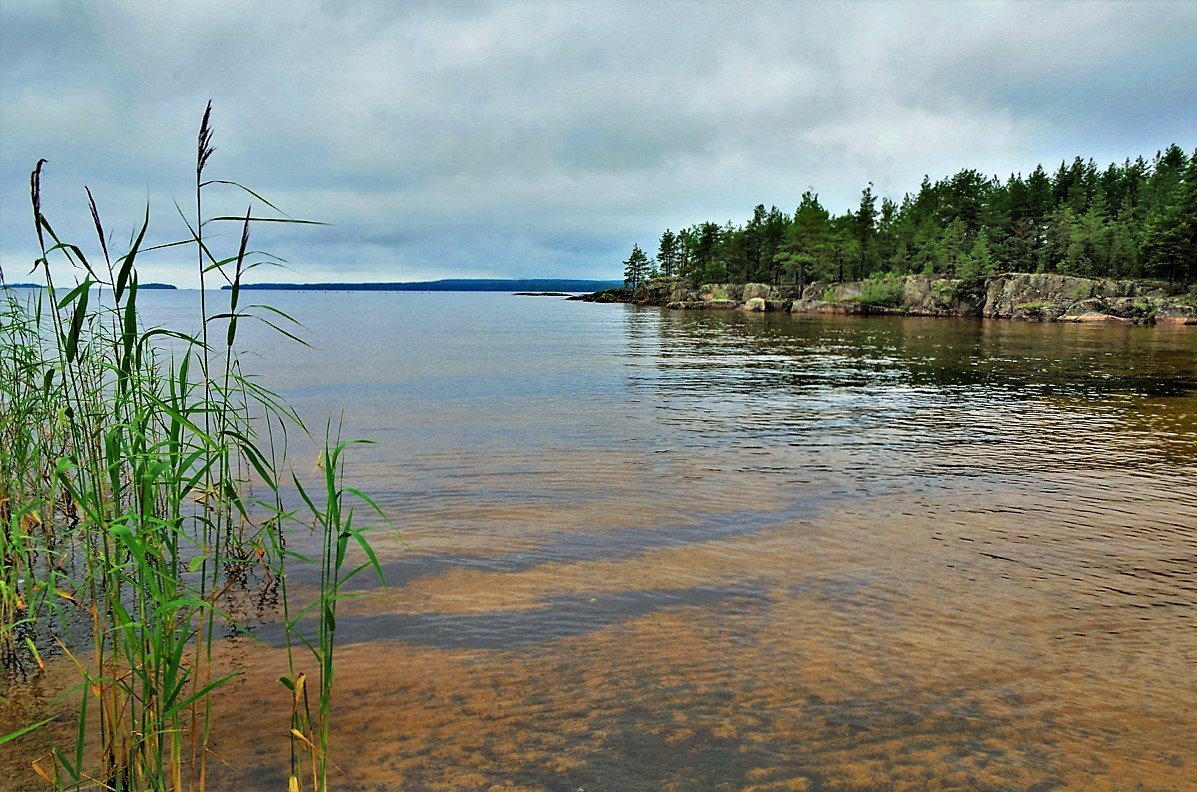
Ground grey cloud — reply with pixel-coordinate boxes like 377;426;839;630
2;0;1195;286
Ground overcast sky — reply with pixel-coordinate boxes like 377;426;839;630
1;0;1195;287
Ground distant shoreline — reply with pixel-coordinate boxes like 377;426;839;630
220;278;622;293
2;282;176;290
3;279;621;293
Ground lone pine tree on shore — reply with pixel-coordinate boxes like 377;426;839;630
623;243;650;290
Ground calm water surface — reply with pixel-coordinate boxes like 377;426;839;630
13;291;1197;790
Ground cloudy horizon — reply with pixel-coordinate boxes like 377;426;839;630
1;0;1195;288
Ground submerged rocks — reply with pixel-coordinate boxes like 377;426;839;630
568;287;634;303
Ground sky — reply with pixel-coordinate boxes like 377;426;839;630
1;0;1195;288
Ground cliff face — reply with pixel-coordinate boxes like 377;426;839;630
624;275;1197;325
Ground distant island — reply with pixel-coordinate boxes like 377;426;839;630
223;278;622;292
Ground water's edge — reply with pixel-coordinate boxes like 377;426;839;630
585;273;1197;325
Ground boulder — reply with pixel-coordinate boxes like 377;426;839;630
1157;303;1197;324
815;302;866;315
802;280;843;301
1012;303;1065;322
1058;312;1130;323
744;297;767;312
788;299;816;314
667;299;738;310
742;283;779;301
1065;298;1105;315
635;277;689;305
981;273;1176;318
699;284;742;302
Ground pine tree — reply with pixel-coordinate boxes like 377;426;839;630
777;191;830;287
623;244;650;290
1143;150;1197;285
855;184;878;280
656;229;678;277
963;230;996;278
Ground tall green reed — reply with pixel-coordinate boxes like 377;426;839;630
0;104;390;792
279;429;389;792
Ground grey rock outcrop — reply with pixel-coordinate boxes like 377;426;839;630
612;274;1196;325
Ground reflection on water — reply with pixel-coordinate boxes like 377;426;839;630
5;293;1196;791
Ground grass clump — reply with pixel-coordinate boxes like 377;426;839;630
930;278;956;306
0;104;390;792
844;275;903;308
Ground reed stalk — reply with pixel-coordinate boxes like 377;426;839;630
0;104;387;792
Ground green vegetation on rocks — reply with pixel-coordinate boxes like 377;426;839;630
845;276;903;308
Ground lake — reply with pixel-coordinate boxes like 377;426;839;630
9;290;1197;790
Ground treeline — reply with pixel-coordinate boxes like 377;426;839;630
623;144;1196;289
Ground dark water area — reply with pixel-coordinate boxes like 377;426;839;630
8;291;1197;790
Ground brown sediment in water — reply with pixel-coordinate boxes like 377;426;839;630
5;309;1197;791
206;486;1197;789
6;458;1194;790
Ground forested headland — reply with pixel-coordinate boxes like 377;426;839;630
623;145;1196;290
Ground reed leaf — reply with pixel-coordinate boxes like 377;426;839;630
1;103;386;792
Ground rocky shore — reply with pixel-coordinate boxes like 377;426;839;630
573;274;1197;325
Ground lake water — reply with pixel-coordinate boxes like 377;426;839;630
9;291;1197;791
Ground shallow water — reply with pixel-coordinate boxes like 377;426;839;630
5;292;1197;790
